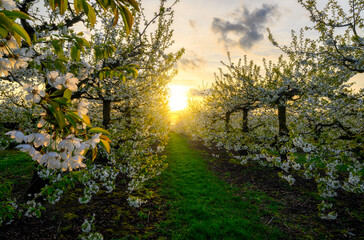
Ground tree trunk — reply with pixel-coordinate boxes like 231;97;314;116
242;108;249;133
225;112;231;133
25;170;49;200
95;99;112;163
278;104;288;137
277;103;289;161
102;99;111;129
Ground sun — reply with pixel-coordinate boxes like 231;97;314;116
169;85;189;111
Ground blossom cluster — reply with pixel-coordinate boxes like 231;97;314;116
6;130;101;172
176;52;363;220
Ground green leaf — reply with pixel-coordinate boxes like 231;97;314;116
122;5;133;30
87;4;96;26
51;40;64;55
89;127;110;135
49;0;56;10
74;0;83;14
91;147;97;161
129;68;138;78
12;23;31;45
99;139;110;153
57;54;68;61
82;0;89;14
112;7;119;27
65;114;77;127
94;46;101;60
82;115;92;127
100;134;111;142
82;37;90;48
75;37;84;51
49;101;66;129
95;0;108;11
55;109;66;129
54;59;66;72
126;0;140;11
63;89;72;99
53;97;69;105
104;46;111;58
12;32;22;46
35;209;41;218
48;102;56;115
119;7;130;35
68;111;82;121
60;0;68;15
99;71;104;80
71;45;80;60
0;10;32;20
0;26;8;38
0;13;14;30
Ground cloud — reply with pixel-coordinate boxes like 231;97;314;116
211;4;279;50
178;51;206;70
189;19;197;28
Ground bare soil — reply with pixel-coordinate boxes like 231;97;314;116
0;174;169;240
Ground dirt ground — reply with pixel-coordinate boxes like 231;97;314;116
0;174;168;240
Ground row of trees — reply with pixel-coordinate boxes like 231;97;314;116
0;0;182;236
176;0;363;220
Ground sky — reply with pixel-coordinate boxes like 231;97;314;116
142;0;364;94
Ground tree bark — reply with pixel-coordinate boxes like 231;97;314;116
277;103;289;161
278;104;289;137
102;99;111;129
242;108;249;133
225;111;231;133
25;170;49;200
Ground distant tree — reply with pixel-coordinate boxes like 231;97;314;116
209;53;261;134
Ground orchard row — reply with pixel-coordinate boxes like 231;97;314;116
0;0;182;237
176;0;363;220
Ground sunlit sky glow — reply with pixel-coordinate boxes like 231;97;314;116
169;85;189;111
143;0;364;111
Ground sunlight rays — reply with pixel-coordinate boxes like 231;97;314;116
169;85;189;111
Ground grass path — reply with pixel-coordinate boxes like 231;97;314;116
158;133;283;239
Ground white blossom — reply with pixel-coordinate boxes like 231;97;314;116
77;101;89;118
47;71;63;89
23;85;45;103
39;151;61;170
57;134;82;153
84;133;101;149
5;130;25;143
64;73;79;91
0;58;11;77
0;0;18;10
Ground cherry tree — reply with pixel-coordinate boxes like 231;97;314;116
0;0;143;231
178;0;364;218
72;0;183;201
267;0;364;219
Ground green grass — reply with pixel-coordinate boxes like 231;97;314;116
0;150;34;185
158;133;283;239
